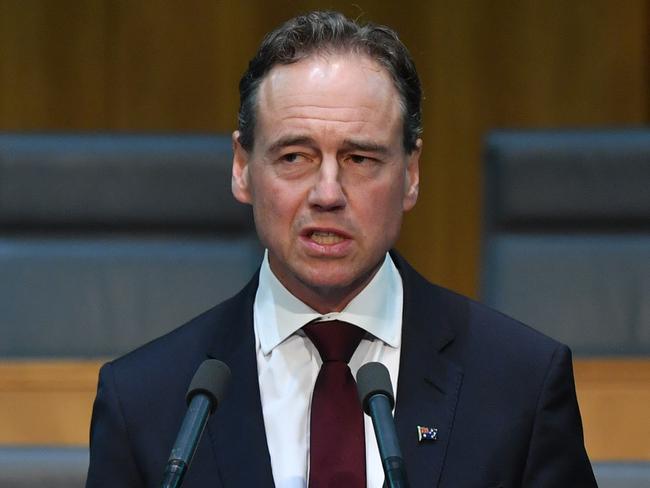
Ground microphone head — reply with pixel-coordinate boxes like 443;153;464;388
186;359;231;413
356;362;395;414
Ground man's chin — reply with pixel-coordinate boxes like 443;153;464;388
299;275;356;294
296;264;379;299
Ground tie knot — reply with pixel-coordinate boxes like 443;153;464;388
303;320;365;363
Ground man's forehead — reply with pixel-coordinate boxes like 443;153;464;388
256;53;400;116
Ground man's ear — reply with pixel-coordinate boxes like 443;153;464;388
232;130;252;204
402;138;421;211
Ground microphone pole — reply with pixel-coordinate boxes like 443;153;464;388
161;359;231;488
357;362;409;488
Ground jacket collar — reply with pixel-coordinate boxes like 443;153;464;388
391;251;464;487
204;272;276;487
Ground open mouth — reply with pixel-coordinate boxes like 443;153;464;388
309;230;346;245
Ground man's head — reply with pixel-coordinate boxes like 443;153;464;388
232;11;422;312
237;10;422;154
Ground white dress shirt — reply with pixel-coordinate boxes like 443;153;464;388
254;251;403;488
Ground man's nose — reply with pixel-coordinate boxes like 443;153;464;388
307;158;346;211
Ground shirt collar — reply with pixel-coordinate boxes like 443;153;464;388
254;251;403;355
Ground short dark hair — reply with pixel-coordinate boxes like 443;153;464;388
237;10;422;153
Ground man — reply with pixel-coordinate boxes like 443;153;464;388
86;11;596;487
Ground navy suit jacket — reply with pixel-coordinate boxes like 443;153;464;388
86;254;596;487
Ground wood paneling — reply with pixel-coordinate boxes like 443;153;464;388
0;359;648;461
105;1;236;130
0;0;107;129
0;0;648;295
574;359;650;461
0;361;102;446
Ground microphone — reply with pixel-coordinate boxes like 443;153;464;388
161;359;231;488
356;362;409;488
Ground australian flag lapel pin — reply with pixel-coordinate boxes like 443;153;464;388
417;425;438;442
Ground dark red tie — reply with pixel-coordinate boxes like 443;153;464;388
303;320;366;488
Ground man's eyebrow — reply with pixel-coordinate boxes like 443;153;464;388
267;135;315;153
341;139;390;154
266;136;391;155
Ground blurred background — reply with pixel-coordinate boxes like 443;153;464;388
0;0;648;486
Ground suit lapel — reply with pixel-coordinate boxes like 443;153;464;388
204;274;276;487
393;254;464;487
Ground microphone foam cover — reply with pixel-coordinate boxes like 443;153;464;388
356;362;395;414
186;359;231;412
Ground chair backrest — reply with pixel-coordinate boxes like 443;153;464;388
481;130;650;355
0;133;262;358
593;462;650;488
0;446;88;488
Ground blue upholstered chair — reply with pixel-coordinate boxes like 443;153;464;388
481;129;650;356
0;133;262;359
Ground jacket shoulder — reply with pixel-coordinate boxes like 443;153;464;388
105;273;257;392
393;251;564;362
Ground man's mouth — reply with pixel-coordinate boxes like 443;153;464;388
309;230;346;245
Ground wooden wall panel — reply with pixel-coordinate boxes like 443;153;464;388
1;359;648;462
0;0;107;129
105;1;237;131
575;359;650;461
0;361;101;446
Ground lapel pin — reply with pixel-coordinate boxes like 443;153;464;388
417;425;438;442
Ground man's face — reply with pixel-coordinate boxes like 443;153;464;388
232;53;420;312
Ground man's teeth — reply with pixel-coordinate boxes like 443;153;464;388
310;231;344;245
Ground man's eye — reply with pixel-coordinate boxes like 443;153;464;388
349;154;371;164
281;153;305;163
